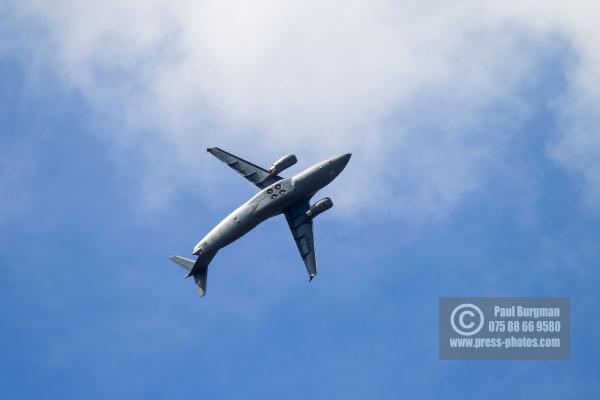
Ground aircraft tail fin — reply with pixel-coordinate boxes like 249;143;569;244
192;265;208;297
169;252;217;298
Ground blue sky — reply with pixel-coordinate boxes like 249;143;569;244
2;2;600;399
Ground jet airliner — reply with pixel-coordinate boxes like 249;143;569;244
170;147;351;297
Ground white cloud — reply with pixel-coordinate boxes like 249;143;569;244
7;1;600;218
488;1;600;215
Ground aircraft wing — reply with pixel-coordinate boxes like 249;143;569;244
283;199;317;279
207;147;283;189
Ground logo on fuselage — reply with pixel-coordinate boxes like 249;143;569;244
267;183;287;199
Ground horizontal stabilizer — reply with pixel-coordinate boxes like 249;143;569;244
169;255;194;271
169;252;217;298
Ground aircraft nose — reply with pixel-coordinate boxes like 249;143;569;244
338;153;351;168
332;153;351;175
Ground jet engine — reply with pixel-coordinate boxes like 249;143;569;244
269;154;297;174
305;197;333;219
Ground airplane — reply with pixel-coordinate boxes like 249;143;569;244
169;147;351;297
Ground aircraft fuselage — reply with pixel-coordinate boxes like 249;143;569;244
193;153;351;256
